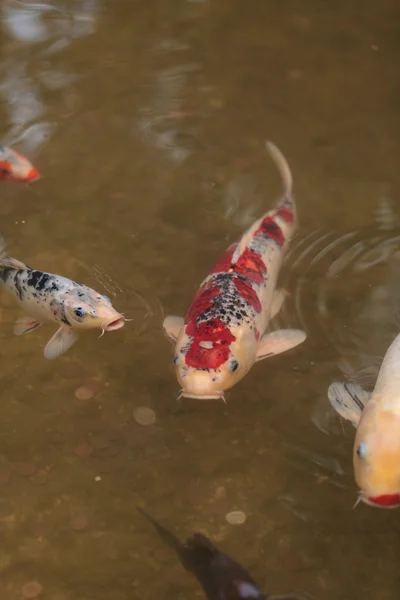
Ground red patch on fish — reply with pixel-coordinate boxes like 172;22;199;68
234;248;267;284
233;277;262;313
186;281;221;323
277;207;294;223
367;494;400;507
256;217;285;246
0;159;40;183
209;245;236;275
185;318;236;369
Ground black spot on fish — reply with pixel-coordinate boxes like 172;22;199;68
27;270;53;291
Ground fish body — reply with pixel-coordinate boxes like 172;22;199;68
163;141;306;400
0;145;40;182
0;239;125;359
328;333;400;508
137;507;301;600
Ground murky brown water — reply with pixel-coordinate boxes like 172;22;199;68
0;0;399;598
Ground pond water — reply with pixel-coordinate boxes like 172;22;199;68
0;1;399;599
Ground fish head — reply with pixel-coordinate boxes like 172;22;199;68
0;146;40;182
173;320;257;400
353;403;400;508
62;290;125;333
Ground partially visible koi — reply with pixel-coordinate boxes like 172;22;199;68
137;507;302;600
0;145;40;182
163;140;306;400
328;333;400;508
0;236;125;359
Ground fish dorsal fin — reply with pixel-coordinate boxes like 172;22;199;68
327;381;371;428
230;215;267;265
0;256;28;271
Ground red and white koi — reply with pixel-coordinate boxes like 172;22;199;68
0;237;125;359
0;145;40;183
163;141;307;400
328;333;400;509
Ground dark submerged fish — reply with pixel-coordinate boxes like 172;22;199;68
137;507;303;600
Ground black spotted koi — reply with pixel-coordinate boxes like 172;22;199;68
0;237;125;359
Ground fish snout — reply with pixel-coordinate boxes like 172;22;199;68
25;167;41;182
104;315;125;332
178;368;223;401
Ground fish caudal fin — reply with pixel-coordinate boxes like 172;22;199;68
163;315;184;344
44;327;79;360
265;140;293;201
327;381;371;427
0;236;28;271
256;329;307;362
14;316;42;336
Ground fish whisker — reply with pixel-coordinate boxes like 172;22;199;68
352;492;363;509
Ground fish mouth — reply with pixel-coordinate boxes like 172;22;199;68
26;167;41;182
104;317;125;331
179;390;225;401
363;493;400;508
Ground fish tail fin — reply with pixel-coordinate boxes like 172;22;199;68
137;507;187;561
0;235;28;271
137;507;218;575
265;140;295;215
0;235;7;260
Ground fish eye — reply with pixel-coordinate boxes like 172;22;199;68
173;355;179;365
230;360;239;372
357;442;368;459
74;307;85;318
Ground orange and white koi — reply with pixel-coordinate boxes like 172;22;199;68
328;333;400;508
0;237;125;359
0;145;40;183
163;141;306;400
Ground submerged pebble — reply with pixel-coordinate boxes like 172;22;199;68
75;386;95;401
74;443;93;458
21;580;43;599
13;462;37;477
225;510;246;525
70;512;88;531
0;471;10;485
133;407;156;426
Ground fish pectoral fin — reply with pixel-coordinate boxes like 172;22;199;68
44;327;79;360
163;315;184;344
13;316;42;336
256;329;307;361
270;288;288;320
0;256;28;271
327;381;370;428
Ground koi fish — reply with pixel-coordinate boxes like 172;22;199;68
163;141;306;400
0;145;40;182
328;333;400;508
0;237;125;359
137;507;302;600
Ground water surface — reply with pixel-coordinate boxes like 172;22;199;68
0;1;399;599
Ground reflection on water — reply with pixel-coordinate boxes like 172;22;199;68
1;0;400;599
